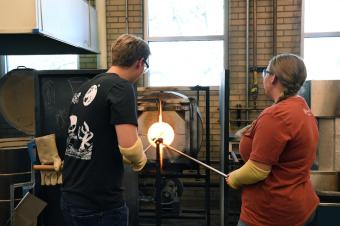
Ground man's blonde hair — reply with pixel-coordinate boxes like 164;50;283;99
111;34;150;67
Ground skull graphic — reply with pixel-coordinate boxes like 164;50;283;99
83;85;98;106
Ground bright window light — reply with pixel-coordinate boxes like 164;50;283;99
148;41;224;86
6;55;78;71
146;0;224;87
304;0;340;33
304;0;340;80
148;0;223;37
304;37;340;80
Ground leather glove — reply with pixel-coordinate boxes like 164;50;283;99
122;151;147;172
35;134;63;185
119;137;147;172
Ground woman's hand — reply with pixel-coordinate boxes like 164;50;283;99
235;124;252;138
225;172;239;190
225;174;229;184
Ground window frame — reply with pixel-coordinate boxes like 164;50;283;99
302;0;340;80
143;0;225;87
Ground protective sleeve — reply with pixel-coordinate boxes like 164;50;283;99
228;160;270;189
119;137;147;171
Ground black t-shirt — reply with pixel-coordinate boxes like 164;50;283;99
61;73;138;210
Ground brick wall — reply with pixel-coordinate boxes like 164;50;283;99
0;0;302;217
100;0;302;141
106;0;144;67
229;0;302;132
79;1;145;68
78;1;303;224
79;54;97;69
0;2;302;224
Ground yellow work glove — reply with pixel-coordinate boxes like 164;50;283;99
227;160;270;189
122;155;132;165
35;134;63;186
119;137;147;172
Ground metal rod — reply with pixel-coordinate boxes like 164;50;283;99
205;87;211;226
125;0;129;34
144;144;152;153
10;184;14;226
253;0;257;70
246;0;250;120
273;0;277;56
163;144;228;178
32;165;55;171
155;139;162;226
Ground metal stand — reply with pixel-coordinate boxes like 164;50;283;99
153;135;229;225
220;69;231;226
10;173;35;226
9;140;35;226
9;140;54;226
139;86;214;226
155;138;163;226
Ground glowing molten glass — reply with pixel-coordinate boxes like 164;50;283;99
147;122;174;147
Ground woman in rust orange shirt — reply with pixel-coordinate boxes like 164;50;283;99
226;53;319;226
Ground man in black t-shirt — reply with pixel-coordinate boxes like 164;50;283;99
61;34;150;226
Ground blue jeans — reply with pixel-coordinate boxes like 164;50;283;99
237;220;247;226
60;197;128;226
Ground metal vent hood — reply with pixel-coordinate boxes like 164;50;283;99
0;0;99;55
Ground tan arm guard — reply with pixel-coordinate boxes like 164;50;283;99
228;160;270;189
119;137;147;172
35;134;63;185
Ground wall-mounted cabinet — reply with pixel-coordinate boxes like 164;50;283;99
0;0;98;54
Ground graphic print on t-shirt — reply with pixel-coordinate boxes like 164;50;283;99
83;84;99;106
72;92;81;104
65;115;94;160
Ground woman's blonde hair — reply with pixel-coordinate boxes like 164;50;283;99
268;53;307;102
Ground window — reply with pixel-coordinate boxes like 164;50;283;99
6;55;79;72
145;0;224;86
303;0;340;80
